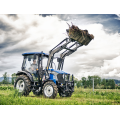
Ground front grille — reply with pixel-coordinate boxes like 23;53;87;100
57;74;70;84
57;74;64;83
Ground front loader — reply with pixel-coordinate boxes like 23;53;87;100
14;25;94;98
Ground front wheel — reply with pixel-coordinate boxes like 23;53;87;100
42;81;58;98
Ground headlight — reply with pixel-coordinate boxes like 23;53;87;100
64;74;70;81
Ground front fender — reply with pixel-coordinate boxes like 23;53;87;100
16;71;34;82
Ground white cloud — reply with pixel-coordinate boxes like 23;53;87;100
101;56;120;79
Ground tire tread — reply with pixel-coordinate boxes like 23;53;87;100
14;74;31;96
42;81;58;98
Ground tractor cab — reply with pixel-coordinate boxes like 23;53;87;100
22;52;49;81
22;52;49;70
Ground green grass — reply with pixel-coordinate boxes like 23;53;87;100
0;86;14;90
0;86;120;105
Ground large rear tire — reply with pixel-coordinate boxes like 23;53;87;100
14;74;31;96
42;81;58;98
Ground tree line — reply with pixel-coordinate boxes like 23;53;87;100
70;75;117;89
0;72;16;85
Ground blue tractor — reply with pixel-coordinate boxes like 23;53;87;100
14;31;93;98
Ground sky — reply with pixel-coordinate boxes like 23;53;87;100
0;14;120;80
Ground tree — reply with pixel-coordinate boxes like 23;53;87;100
91;75;101;88
87;76;93;88
107;79;115;89
81;77;87;88
101;78;106;88
11;73;17;85
2;72;9;84
76;80;82;88
101;79;106;85
111;79;115;89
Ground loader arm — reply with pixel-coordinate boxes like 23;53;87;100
46;38;83;71
58;42;83;70
46;38;69;70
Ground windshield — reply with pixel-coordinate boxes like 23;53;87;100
42;57;57;70
22;55;38;73
42;57;48;70
52;58;58;70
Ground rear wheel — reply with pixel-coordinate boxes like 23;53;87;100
14;74;31;96
42;81;58;98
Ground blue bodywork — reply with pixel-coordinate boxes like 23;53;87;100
49;74;56;84
48;69;69;84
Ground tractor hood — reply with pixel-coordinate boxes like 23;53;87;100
48;69;69;75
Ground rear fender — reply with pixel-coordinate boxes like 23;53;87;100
16;71;34;82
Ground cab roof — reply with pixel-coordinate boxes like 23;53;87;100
22;52;49;57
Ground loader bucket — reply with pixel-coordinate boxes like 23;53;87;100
66;24;94;46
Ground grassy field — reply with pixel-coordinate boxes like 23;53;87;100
0;85;120;105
